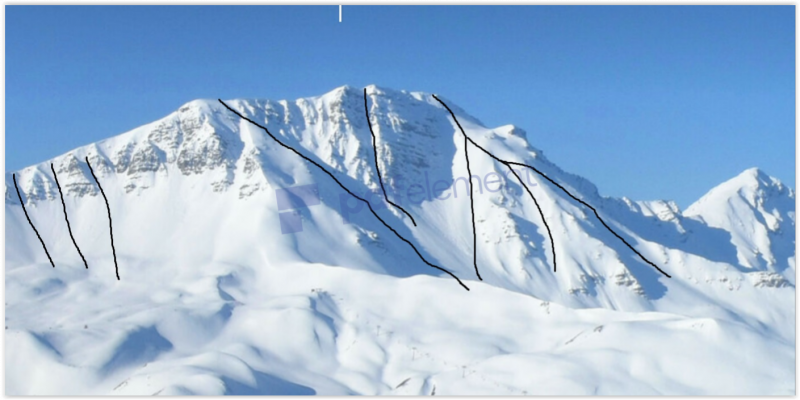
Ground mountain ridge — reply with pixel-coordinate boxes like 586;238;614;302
6;84;795;301
5;85;795;395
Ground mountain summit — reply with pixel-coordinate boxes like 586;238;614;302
6;86;795;395
684;168;795;278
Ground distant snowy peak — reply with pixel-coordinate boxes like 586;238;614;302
685;168;795;226
706;168;790;201
684;168;795;272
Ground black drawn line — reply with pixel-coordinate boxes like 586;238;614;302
12;173;55;268
86;157;120;281
463;132;481;280
420;95;481;279
51;163;88;269
433;93;670;278
433;94;552;275
506;166;557;271
507;161;671;278
450;137;557;271
219;99;470;291
363;88;417;226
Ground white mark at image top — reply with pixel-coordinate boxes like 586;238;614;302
339;5;342;22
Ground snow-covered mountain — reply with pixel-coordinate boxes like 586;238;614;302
684;168;795;279
5;85;795;395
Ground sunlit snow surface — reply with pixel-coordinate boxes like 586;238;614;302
5;86;795;395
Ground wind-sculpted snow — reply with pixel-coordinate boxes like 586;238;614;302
5;85;795;395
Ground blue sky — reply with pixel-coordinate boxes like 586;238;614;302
6;6;795;208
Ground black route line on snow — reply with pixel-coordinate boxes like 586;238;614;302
12;174;55;268
218;99;470;291
86;157;120;280
463;129;481;280
432;94;670;278
363;88;417;226
506;166;557;271
51;163;88;269
453;134;557;272
506;161;671;278
432;94;553;274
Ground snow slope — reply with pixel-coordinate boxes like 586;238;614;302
5;85;795;395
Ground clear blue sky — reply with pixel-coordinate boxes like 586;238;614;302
6;6;795;208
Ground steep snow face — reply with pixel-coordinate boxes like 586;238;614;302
684;168;795;280
8;85;658;309
5;86;795;395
